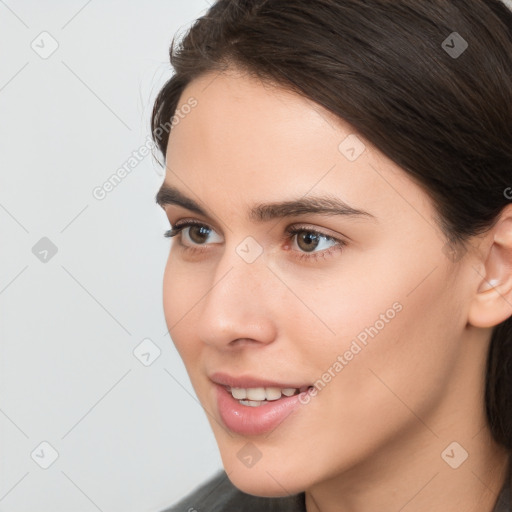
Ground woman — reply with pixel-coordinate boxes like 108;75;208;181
151;0;512;510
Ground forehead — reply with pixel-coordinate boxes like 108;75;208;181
169;68;348;149
166;69;361;186
163;69;434;236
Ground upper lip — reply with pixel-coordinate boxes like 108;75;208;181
209;371;311;389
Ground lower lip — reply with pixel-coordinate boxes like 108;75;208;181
215;384;310;436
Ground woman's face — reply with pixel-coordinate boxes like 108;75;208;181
158;68;481;496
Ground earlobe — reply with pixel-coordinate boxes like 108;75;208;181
468;206;512;329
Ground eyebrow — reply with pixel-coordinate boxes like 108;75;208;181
155;183;377;223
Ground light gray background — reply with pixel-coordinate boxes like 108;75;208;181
0;1;223;511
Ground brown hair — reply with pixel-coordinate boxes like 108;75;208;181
151;0;512;449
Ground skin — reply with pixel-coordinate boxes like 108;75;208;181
158;67;512;512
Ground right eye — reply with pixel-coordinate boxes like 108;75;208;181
164;220;223;247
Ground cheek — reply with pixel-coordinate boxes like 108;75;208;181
316;263;463;428
162;254;202;360
288;241;463;410
275;258;406;367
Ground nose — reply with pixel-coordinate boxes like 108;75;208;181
196;245;278;350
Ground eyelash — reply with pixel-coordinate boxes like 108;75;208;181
163;220;346;262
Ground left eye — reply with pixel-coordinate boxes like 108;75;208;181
288;228;339;253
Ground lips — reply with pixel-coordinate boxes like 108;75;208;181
209;371;311;390
209;372;315;435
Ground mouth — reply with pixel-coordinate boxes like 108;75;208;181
224;384;313;407
209;372;313;404
209;372;316;435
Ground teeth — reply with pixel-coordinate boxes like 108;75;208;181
239;400;265;407
246;387;266;400
231;387;247;400
228;386;301;402
263;387;282;400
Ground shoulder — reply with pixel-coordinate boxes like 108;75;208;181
159;470;306;512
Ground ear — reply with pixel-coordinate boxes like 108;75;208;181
468;204;512;328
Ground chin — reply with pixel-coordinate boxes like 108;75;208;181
225;467;305;497
218;448;313;497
